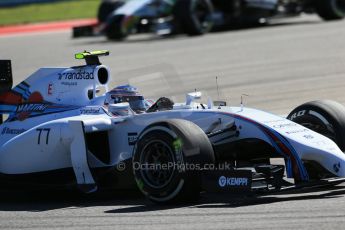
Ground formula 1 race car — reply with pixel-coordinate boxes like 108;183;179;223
73;0;345;40
1;51;345;203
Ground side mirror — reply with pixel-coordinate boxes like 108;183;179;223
213;101;227;106
186;91;202;105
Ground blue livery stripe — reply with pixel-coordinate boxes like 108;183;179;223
205;111;309;181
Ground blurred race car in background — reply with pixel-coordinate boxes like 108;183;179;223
73;0;345;40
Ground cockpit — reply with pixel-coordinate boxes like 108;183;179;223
105;84;174;115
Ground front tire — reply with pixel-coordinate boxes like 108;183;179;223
287;100;345;151
132;119;215;204
314;0;345;21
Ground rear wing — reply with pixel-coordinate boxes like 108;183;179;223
0;60;13;124
75;50;109;65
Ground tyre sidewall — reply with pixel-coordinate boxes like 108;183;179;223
174;0;214;35
287;101;345;151
315;0;345;20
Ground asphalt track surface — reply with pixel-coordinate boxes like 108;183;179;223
1;15;345;229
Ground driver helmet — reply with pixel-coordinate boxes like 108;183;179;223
105;84;146;113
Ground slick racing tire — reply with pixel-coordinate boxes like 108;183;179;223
98;0;125;23
287;100;345;151
174;0;214;36
314;0;345;21
133;119;215;204
105;15;128;40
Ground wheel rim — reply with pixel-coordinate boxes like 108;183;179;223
193;0;213;32
333;0;345;15
139;140;176;189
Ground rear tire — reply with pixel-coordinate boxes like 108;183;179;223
314;0;345;21
133;119;215;204
174;0;214;36
287;100;345;151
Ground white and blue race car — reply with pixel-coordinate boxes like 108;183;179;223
1;51;345;203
